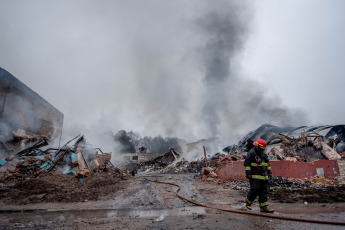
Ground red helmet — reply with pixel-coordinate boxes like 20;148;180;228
253;139;267;149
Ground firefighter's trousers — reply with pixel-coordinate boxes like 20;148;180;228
246;179;269;207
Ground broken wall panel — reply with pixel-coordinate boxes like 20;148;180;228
0;67;63;145
216;160;340;181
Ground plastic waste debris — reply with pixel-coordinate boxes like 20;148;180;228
190;174;200;179
155;215;164;222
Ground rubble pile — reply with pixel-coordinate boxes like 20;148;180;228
220;153;244;162
159;160;203;173
288;176;344;186
266;132;341;162
149;148;181;167
123;147;223;176
0;134;129;186
125;148;183;173
0;155;53;184
228;124;345;162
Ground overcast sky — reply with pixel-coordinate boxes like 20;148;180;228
0;0;344;144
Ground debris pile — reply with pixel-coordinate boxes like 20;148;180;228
123;147;224;176
160;159;212;174
201;166;218;179
288;176;344;186
266;132;342;162
220;152;244;162
0;134;129;186
227;124;345;162
125;148;182;173
270;175;343;187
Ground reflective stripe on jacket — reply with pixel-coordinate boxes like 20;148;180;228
244;148;272;180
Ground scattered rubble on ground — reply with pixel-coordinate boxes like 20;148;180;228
270;183;345;203
1;123;345;207
123;125;345;188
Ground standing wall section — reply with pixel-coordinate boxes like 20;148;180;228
0;68;63;143
216;160;340;181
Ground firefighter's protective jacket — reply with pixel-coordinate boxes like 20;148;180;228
244;148;272;180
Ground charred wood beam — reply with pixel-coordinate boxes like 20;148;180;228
45;147;70;151
229;152;242;159
170;150;177;160
278;133;300;143
95;148;104;154
53;134;81;157
46;149;70;173
16;139;48;156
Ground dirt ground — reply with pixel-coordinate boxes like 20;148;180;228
1;172;345;229
0;170;128;205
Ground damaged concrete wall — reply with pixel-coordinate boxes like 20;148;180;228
0;67;63;145
216;160;340;181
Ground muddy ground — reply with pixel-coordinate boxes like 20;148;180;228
0;172;345;229
0;170;128;205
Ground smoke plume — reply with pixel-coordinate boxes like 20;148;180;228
113;130;182;153
0;1;308;150
196;2;307;139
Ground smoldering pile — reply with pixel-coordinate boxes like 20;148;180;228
125;148;187;174
0;134;130;186
124;146;225;177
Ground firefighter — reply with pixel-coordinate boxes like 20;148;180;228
244;138;274;213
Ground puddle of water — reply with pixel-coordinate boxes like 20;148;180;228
273;202;345;214
0;206;207;224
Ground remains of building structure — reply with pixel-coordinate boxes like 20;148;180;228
0;134;127;185
0;67;64;154
215;124;345;185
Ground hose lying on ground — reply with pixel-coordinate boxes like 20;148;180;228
148;179;345;226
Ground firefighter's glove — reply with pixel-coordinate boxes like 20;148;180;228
246;175;252;179
268;174;273;184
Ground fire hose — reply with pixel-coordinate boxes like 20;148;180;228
148;179;345;226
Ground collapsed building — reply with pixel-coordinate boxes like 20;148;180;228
0;68;128;186
216;124;345;184
0;134;129;186
103;123;345;187
1;66;344;189
230;124;345;157
127;124;345;187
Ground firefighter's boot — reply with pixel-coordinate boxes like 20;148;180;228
260;206;274;213
245;199;252;210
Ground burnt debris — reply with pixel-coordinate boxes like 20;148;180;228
0;135;129;186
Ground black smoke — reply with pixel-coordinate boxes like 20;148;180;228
195;1;307;137
114;130;137;153
113;130;183;153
